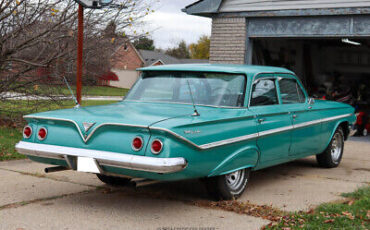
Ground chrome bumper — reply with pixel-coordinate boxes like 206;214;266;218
15;141;187;174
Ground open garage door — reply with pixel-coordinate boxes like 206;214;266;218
251;37;370;136
245;14;370;129
252;38;370;94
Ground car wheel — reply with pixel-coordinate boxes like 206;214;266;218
316;127;344;168
96;174;131;186
204;168;250;200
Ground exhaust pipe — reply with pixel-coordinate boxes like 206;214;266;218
44;166;69;173
131;178;161;187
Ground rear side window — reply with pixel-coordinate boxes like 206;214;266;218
278;78;306;104
250;79;279;106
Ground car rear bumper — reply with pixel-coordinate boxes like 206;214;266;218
15;141;187;174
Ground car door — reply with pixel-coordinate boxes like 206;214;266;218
276;75;322;156
248;74;292;168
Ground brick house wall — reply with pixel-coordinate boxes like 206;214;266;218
110;41;144;89
210;17;246;64
111;42;144;70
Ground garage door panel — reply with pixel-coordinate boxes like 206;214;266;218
248;15;370;37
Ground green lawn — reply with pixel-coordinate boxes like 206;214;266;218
55;85;129;97
0;126;25;161
0;100;118;122
13;84;129;97
0;100;116;161
265;186;370;230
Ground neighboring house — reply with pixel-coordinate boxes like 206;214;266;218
183;0;370;95
110;41;208;89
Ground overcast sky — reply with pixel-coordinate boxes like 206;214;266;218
143;0;211;49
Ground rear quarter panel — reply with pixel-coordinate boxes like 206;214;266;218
148;106;260;178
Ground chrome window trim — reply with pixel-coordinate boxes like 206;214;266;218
15;141;187;174
247;72;301;108
124;100;247;109
24;113;353;150
125;71;248;109
249;76;280;107
276;77;307;105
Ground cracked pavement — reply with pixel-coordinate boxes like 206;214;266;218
0;137;369;230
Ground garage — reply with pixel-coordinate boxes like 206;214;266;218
184;0;370;135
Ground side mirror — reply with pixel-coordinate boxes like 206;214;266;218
308;98;315;109
100;0;113;6
308;98;315;105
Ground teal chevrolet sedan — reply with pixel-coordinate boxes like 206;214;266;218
16;64;356;200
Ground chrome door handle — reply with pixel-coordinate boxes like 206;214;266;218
258;118;265;123
292;115;298;119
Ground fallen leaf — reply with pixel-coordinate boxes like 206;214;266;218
342;211;354;220
307;208;314;214
324;219;335;223
348;200;354;206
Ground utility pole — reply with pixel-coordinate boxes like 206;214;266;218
76;4;84;104
73;0;116;104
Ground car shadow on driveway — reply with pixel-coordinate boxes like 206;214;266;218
100;157;319;202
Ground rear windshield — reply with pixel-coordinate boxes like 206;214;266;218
125;71;246;107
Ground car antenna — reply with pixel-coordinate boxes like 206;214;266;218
186;80;200;116
62;76;80;108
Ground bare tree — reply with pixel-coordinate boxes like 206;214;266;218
0;0;155;120
0;0;154;95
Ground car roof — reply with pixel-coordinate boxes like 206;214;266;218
137;64;294;76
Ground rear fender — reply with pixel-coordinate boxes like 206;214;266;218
208;145;260;177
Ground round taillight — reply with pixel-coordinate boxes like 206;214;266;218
23;126;32;139
132;137;143;151
151;139;163;154
38;128;47;141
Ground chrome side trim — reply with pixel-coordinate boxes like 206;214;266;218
199;133;259;149
320;114;353;123
16;141;187;174
293;114;353;129
198;113;353;148
24;113;353;151
293;120;319;129
150;127;201;149
259;125;293;137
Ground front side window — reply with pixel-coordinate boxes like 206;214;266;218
250;79;279;106
278;78;306;104
125;71;246;107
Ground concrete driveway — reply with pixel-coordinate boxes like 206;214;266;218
0;137;369;230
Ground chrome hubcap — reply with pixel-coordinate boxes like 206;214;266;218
331;133;343;162
226;170;245;190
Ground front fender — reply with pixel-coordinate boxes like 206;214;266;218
208;145;259;177
324;114;356;149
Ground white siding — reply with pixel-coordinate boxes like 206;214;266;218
110;69;138;89
220;0;370;12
